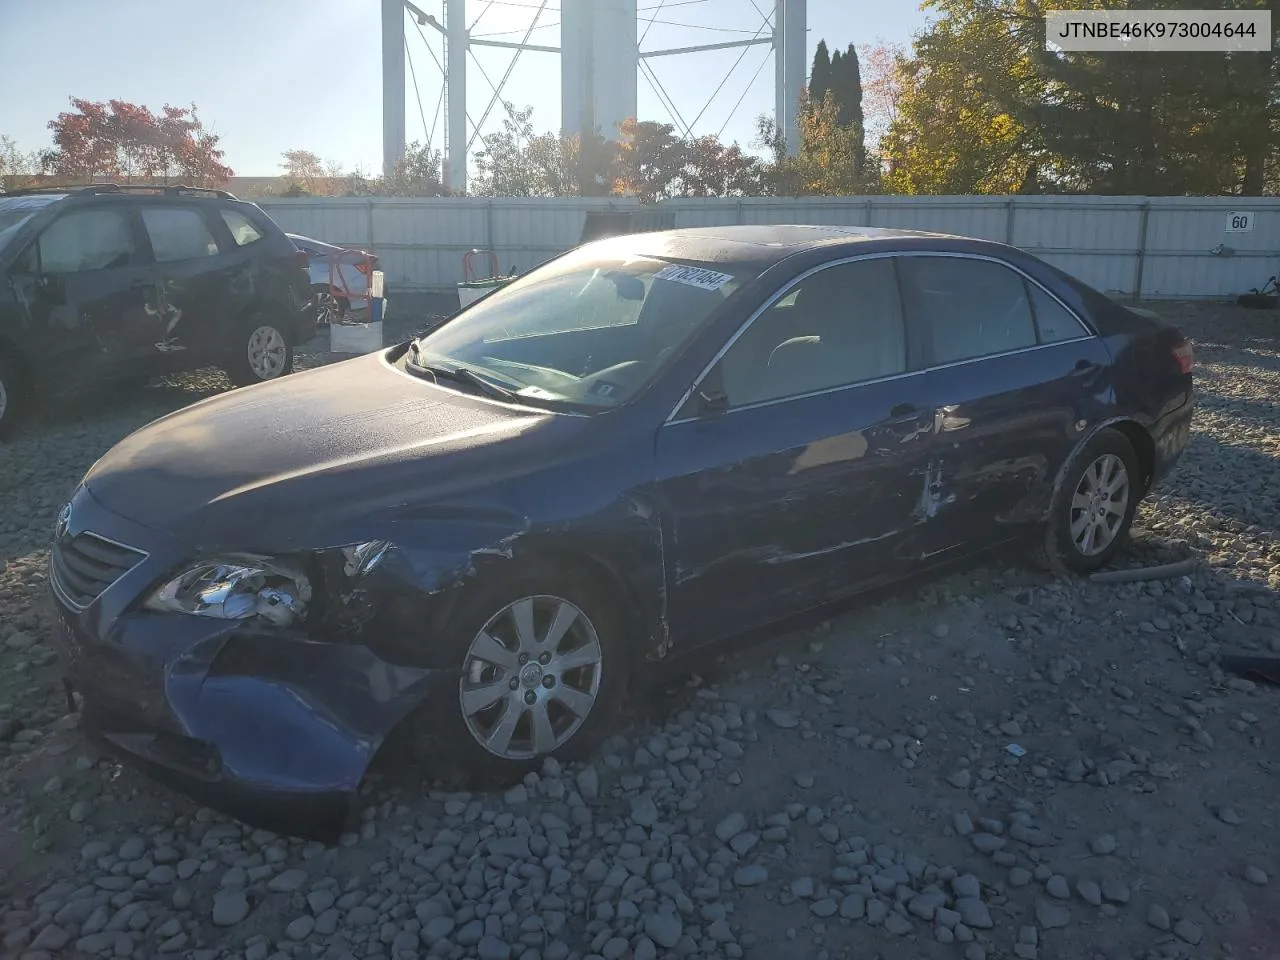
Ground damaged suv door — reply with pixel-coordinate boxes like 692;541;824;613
9;203;159;383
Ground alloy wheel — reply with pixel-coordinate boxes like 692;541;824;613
246;326;288;380
459;595;604;760
315;292;342;325
1069;452;1130;556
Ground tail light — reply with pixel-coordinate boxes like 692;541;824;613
1172;338;1194;374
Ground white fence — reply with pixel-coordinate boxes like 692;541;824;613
256;194;1280;301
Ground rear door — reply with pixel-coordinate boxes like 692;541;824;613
7;203;159;381
137;203;232;365
895;253;1112;559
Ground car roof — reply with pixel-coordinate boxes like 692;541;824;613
590;224;1001;271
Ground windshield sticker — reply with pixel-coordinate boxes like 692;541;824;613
653;264;734;291
587;380;622;399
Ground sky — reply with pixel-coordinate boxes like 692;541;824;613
0;0;930;179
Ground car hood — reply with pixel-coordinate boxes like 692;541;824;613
83;352;569;547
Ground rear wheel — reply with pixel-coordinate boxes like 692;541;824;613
0;353;28;440
1033;428;1140;573
428;566;630;782
224;317;294;387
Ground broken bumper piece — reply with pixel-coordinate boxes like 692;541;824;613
55;611;448;837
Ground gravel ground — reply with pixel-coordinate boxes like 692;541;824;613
1;302;1278;960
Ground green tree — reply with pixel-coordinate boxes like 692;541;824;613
810;40;833;106
0;135;42;189
881;0;1279;196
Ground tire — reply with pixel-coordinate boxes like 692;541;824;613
224;317;294;387
1032;428;1141;574
425;563;631;783
0;352;28;441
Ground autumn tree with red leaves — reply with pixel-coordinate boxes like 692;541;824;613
42;98;233;186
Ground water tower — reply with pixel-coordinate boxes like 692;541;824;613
382;0;807;193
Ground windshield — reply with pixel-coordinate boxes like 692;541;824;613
412;244;747;410
0;196;59;247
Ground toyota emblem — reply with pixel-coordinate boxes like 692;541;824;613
55;502;72;541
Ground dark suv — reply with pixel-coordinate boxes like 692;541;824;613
0;184;316;437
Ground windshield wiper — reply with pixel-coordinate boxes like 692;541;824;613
406;346;521;403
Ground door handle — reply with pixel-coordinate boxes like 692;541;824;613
1074;359;1100;372
890;402;918;418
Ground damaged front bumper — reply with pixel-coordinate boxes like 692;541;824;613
53;611;450;834
46;489;452;835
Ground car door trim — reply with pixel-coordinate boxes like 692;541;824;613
665;250;1097;426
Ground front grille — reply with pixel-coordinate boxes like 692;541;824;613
51;532;146;609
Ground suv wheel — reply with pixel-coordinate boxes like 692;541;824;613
0;354;27;440
313;287;347;326
226;318;294;386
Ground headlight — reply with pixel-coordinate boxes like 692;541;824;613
144;554;312;627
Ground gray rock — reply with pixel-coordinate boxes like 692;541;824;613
69;801;92;823
955;898;993;929
908;892;948;921
952;874;981;899
1216;806;1243;825
117;838;146;861
1147;904;1171;930
575;765;600;800
839;894;865;920
809;898;837;918
972;833;1005;854
1045;874;1070;899
715;812;747;843
31;924;71;950
644;911;682;949
733;865;768;886
477;935;513;960
1090;834;1117;855
766;709;800;729
1101;877;1131;904
885;912;913;935
948;769;972;789
953;811;974;835
866;899;888;925
1173;918;1203;945
630;794;660;828
285;916;316;940
1076;879;1103;906
268;868;308;892
1009;867;1032;887
1244;865;1269;886
422;916;455;944
1036;899;1070;929
790;876;814;898
212;891;250;926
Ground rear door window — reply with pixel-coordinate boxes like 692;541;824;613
140;207;221;262
1027;282;1089;343
897;255;1039;367
23;208;139;274
220;209;265;246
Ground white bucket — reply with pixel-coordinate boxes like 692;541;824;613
330;320;383;355
458;277;513;309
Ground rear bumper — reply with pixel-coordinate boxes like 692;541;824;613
1148;382;1194;490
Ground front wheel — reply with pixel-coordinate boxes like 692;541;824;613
224;318;294;387
1034;428;1141;573
431;567;630;781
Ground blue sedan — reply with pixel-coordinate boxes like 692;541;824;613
49;225;1193;829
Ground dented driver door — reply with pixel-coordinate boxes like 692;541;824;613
653;256;938;651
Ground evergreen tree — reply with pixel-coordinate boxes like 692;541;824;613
810;40;832;104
